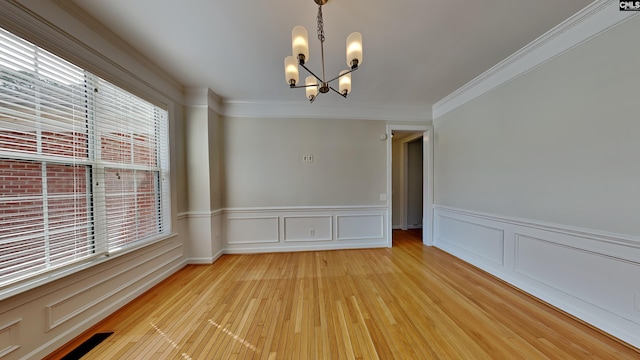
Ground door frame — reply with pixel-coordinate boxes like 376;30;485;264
386;124;434;247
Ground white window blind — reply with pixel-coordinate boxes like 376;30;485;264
0;27;170;289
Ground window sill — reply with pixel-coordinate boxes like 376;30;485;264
0;232;179;302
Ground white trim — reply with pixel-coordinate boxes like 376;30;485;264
184;87;224;114
226;216;280;245
223;241;389;254
182;209;224;219
188;249;224;265
336;214;385;241
433;0;640;119
25;257;187;360
45;243;183;331
386;124;434;247
434;205;640;248
436;213;505;267
283;215;333;243
433;205;640;348
0;233;179;303
0;319;21;357
181;206;385;218
220;206;388;253
0;1;182;107
224;100;431;122
222;205;386;213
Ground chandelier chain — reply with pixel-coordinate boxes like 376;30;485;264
316;5;325;42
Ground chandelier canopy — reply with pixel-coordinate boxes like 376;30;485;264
284;0;363;103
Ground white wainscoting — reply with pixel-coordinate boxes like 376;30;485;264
186;210;224;264
283;216;332;242
0;234;186;360
336;214;384;241
433;205;640;349
223;206;388;253
45;242;182;331
0;319;20;358
227;217;280;244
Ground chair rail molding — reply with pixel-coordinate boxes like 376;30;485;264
433;205;640;349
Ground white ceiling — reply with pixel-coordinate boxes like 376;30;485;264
71;0;592;115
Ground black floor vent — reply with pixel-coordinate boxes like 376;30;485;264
61;332;113;360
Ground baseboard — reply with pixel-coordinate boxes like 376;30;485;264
433;205;640;349
223;241;389;254
188;249;224;265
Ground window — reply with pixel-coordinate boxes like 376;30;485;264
0;27;170;290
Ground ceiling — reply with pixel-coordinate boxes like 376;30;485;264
71;0;592;116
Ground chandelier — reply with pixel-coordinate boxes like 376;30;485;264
284;0;363;103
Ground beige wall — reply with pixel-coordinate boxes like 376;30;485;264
173;105;188;214
208;108;224;210
222;117;388;207
185;107;211;212
434;15;640;236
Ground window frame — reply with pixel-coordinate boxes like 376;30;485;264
0;25;173;300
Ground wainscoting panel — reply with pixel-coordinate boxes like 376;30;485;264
283;216;332;242
186;210;224;264
515;233;640;325
433;205;640;349
336;214;384;241
435;214;504;267
0;319;20;358
45;242;183;331
223;207;388;253
226;217;279;245
0;234;187;360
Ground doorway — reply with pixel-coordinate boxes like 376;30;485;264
386;124;433;247
391;132;423;231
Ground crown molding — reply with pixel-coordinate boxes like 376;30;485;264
49;0;184;98
0;0;183;108
223;100;432;122
432;0;640;120
183;87;224;114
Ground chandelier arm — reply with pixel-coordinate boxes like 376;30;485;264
329;86;348;98
289;84;320;89
299;62;323;83
325;67;358;84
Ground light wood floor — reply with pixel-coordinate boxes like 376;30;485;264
47;230;639;359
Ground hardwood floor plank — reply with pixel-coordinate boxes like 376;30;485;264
45;230;640;359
